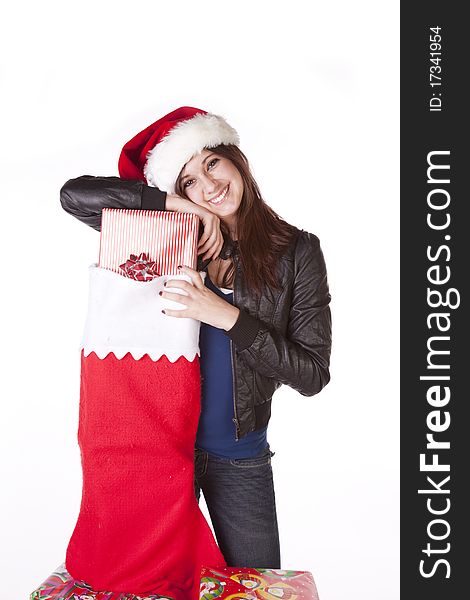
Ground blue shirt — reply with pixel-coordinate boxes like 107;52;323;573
196;275;268;459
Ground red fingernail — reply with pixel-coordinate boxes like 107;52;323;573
177;265;182;269
159;291;162;296
161;309;166;314
164;282;167;287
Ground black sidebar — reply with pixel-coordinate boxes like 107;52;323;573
401;3;468;599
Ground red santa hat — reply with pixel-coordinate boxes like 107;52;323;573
118;106;240;193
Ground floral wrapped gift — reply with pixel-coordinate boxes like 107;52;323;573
199;567;319;600
30;563;172;600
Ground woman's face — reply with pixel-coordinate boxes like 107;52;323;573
178;149;244;231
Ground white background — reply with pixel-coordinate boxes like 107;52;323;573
0;1;399;599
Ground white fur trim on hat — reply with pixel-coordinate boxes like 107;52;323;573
143;112;240;193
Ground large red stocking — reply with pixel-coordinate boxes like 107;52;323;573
65;266;225;599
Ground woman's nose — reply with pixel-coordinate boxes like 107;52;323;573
200;171;217;194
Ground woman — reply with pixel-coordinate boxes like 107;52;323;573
61;106;332;569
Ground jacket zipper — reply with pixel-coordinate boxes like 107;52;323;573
230;253;240;441
230;340;239;441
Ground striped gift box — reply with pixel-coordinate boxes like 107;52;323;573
99;208;199;276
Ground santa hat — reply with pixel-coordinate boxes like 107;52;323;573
118;107;240;193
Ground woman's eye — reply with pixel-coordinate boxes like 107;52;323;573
184;179;194;188
207;158;218;170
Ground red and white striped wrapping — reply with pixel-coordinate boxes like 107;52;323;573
99;208;199;276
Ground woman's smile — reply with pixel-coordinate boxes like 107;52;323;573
208;184;230;205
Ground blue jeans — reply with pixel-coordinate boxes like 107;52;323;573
194;445;281;568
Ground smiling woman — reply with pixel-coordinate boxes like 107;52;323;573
175;140;301;295
60;106;332;574
178;151;244;237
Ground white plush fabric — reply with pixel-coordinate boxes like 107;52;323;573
81;265;204;362
143;112;240;193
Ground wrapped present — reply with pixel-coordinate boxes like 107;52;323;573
30;563;173;599
199;567;319;600
99;208;199;276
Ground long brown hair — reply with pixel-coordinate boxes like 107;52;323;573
176;144;298;295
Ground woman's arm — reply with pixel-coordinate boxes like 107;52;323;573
60;175;166;232
226;232;332;397
60;175;224;261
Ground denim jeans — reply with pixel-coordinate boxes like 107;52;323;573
194;445;281;568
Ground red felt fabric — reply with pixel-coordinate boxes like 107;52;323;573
66;351;225;600
118;106;206;182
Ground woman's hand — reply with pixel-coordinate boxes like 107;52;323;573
166;194;224;261
161;266;240;330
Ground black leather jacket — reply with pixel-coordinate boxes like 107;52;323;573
60;176;332;439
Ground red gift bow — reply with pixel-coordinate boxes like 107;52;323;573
119;252;160;281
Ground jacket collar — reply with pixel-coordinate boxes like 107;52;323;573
219;231;238;260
